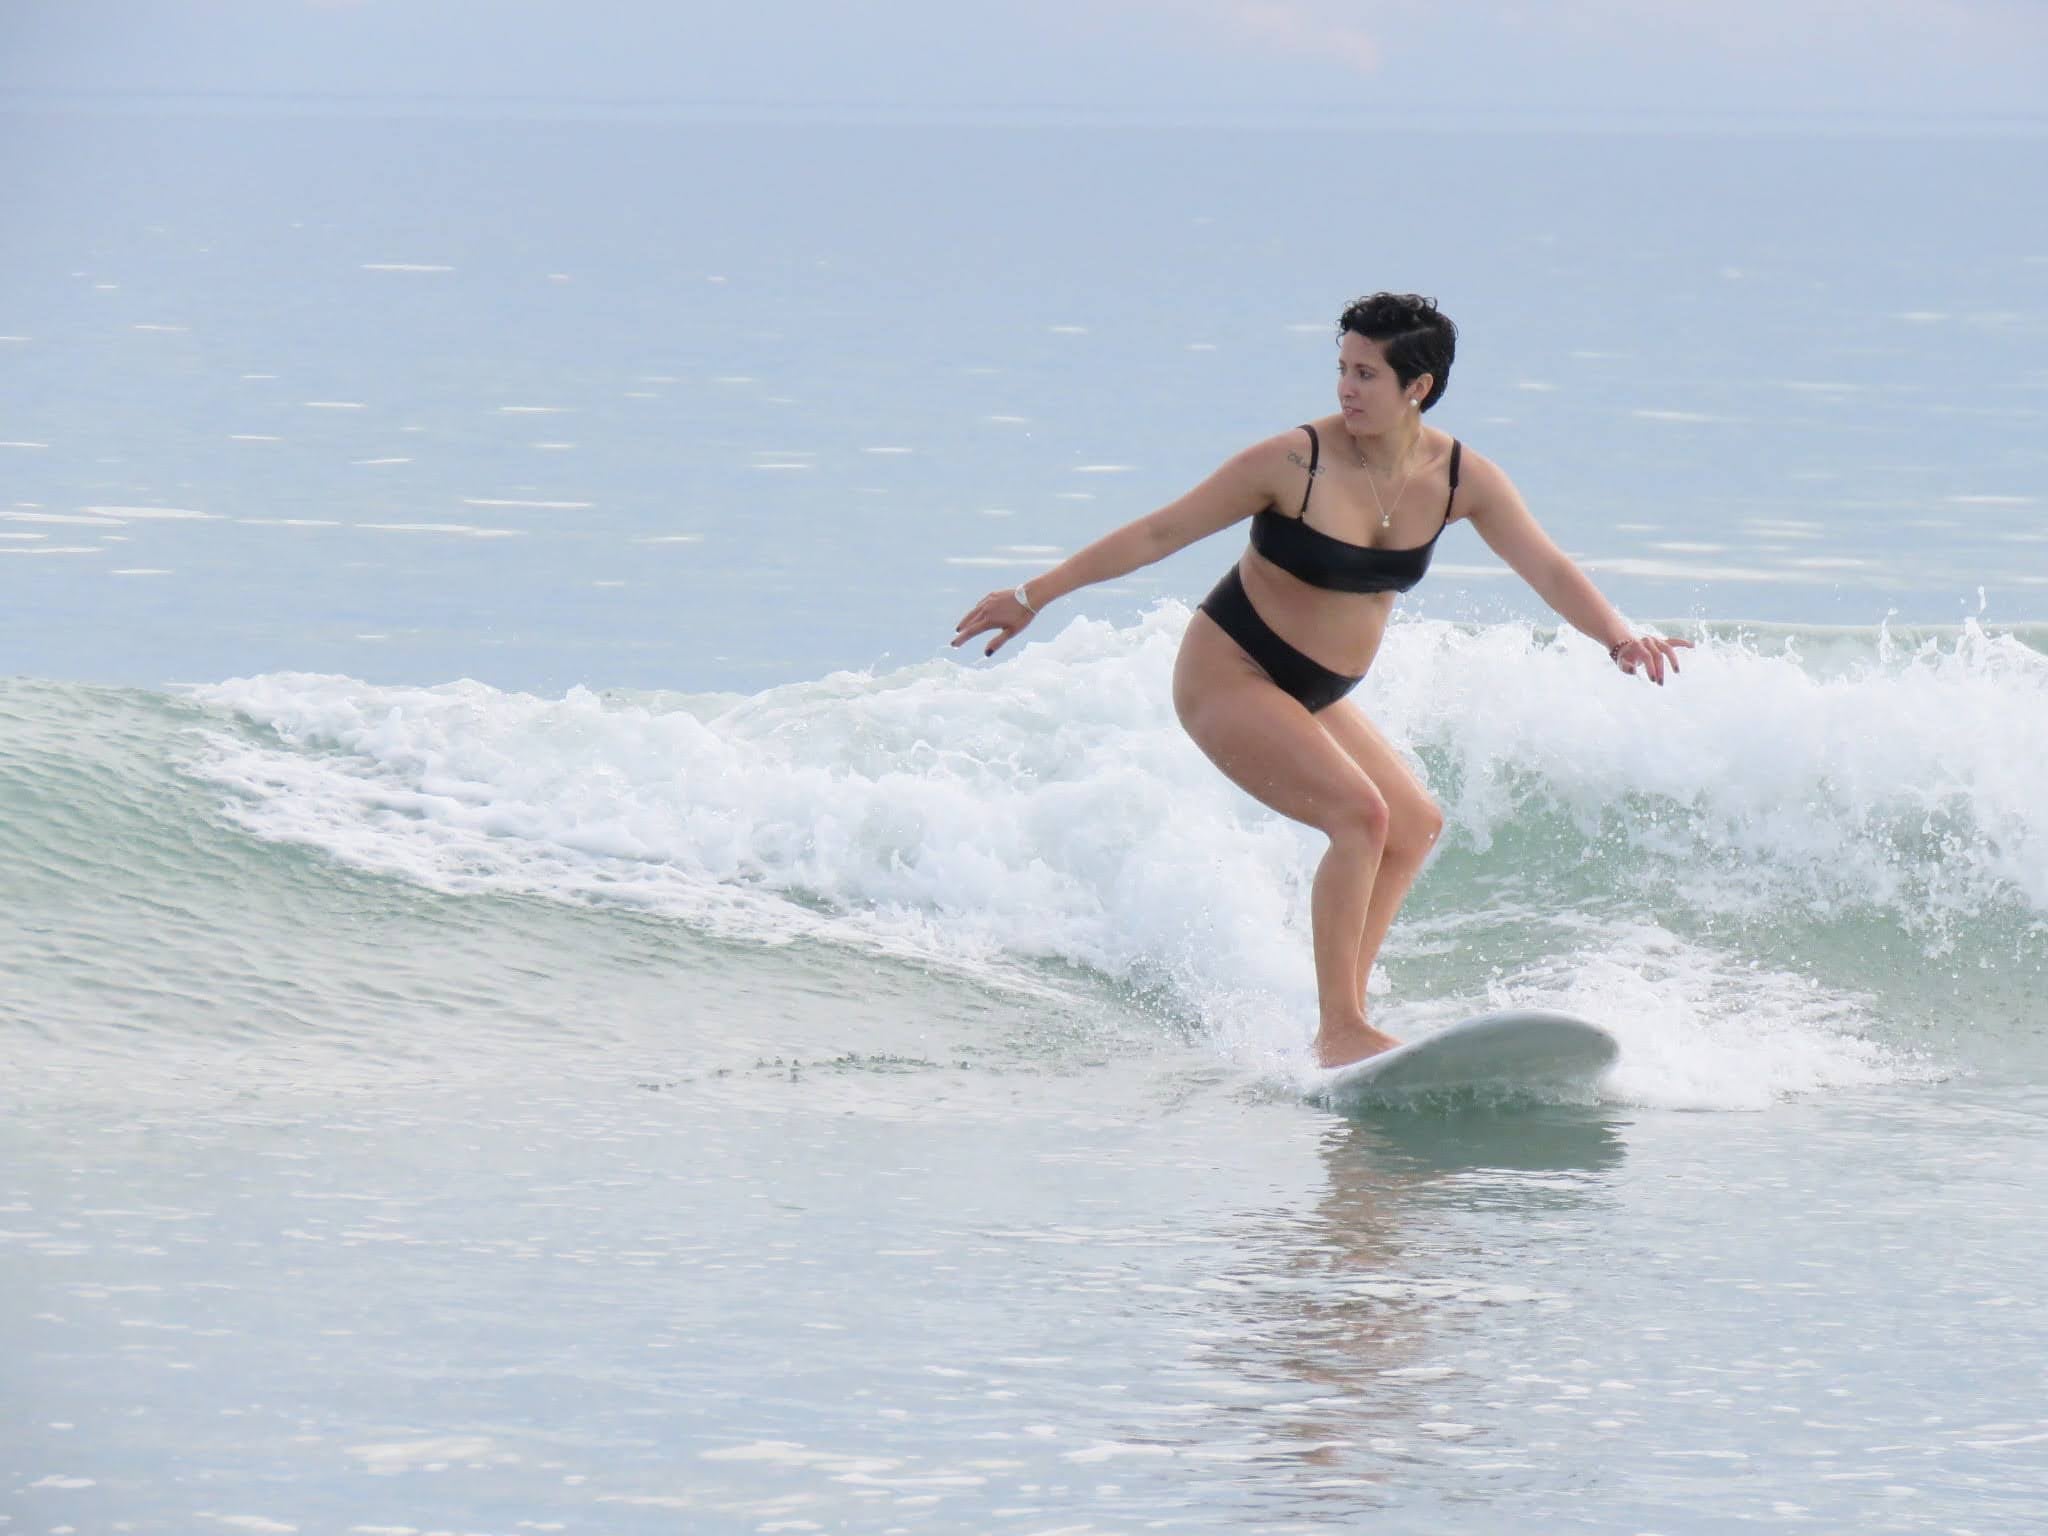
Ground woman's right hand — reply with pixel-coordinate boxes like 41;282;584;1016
952;586;1037;658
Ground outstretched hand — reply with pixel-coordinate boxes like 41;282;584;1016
1611;633;1692;685
952;588;1036;658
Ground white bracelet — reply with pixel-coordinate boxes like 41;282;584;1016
1014;582;1037;614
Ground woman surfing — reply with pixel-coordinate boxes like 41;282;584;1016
952;293;1690;1069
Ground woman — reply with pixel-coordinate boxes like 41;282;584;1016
952;293;1690;1069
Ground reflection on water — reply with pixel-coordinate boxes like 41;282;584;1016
1350;1103;1630;1177
1041;1106;1631;1513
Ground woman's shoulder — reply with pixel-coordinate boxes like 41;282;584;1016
1233;422;1323;494
1443;438;1524;524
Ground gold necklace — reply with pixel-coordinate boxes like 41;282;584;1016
1352;430;1423;531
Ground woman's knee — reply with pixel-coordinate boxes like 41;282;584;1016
1388;797;1446;863
1326;784;1392;848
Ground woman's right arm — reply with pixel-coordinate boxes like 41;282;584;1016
951;432;1285;657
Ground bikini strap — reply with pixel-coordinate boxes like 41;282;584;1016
1442;438;1463;525
1297;424;1319;517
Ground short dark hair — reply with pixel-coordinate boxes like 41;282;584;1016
1337;293;1457;412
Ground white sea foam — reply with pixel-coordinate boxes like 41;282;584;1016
460;498;592;510
1424;562;1515;580
346;1436;498;1472
79;505;218;521
4;511;120;526
1419;921;1913;1112
1582;556;1878;586
183;611;2042;1110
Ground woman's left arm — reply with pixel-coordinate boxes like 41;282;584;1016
1460;451;1691;686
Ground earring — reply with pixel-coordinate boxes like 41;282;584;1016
1409;398;1419;409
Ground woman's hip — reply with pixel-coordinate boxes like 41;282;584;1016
1189;564;1364;715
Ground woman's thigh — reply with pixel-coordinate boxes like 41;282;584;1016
1174;612;1385;837
1315;697;1443;847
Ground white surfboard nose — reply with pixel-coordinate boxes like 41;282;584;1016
1309;1008;1618;1103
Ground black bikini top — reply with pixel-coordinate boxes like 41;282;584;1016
1250;423;1461;594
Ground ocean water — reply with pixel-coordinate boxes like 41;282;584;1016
5;107;2047;1533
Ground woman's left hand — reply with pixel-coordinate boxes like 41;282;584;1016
1610;634;1692;685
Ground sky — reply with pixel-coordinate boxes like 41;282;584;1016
0;0;2045;125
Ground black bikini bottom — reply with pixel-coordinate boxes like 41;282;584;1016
1197;564;1364;714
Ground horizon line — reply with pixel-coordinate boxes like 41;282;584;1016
4;89;2045;137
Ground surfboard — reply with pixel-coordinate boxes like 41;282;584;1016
1307;1009;1618;1105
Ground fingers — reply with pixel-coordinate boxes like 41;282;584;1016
1618;635;1689;685
951;592;1027;657
952;598;999;647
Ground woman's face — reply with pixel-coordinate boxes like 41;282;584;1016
1336;332;1419;432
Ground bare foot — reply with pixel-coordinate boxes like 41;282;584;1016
1314;1014;1403;1069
